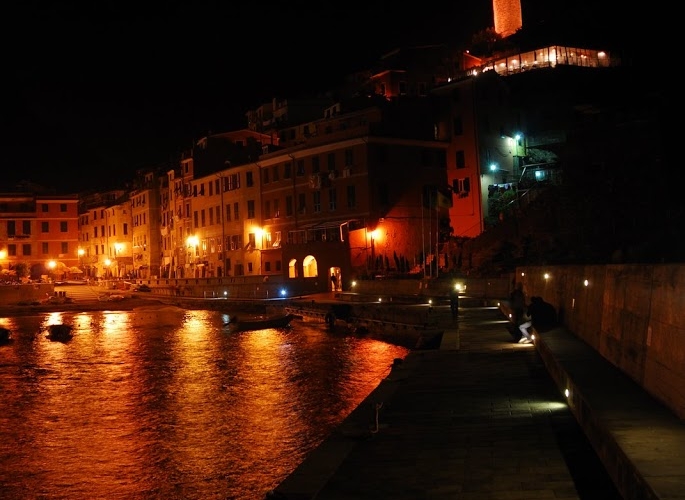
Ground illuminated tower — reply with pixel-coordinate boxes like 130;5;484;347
493;0;522;37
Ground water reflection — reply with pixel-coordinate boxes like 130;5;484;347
0;308;408;500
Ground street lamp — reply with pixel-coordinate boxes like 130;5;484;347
47;260;57;282
77;248;85;272
217;173;226;277
114;243;123;278
104;258;112;279
186;235;199;277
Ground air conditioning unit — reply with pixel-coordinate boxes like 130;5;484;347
342;167;351;178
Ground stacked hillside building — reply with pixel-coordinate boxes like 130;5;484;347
2;0;654;287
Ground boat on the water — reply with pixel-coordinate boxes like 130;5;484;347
0;327;11;343
46;324;74;341
225;314;296;332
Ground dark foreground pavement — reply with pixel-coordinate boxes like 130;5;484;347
269;301;685;500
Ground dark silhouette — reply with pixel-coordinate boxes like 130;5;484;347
509;282;526;326
449;286;460;319
518;296;557;343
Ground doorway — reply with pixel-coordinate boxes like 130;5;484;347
329;267;341;292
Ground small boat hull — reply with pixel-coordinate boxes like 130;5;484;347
0;327;11;343
46;324;74;341
227;314;295;332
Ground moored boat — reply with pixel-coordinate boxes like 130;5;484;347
46;324;74;341
0;327;11;343
225;314;296;332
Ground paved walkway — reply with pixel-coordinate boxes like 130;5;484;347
269;298;685;500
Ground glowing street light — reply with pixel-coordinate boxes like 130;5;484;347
186;235;199;276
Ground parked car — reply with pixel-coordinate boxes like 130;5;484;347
134;284;152;292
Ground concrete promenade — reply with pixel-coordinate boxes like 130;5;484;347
269;297;685;500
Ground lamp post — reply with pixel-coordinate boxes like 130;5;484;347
47;260;57;282
186;235;199;278
217;173;226;277
114;242;123;278
77;248;85;274
104;258;112;279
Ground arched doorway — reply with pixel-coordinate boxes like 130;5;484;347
302;255;318;278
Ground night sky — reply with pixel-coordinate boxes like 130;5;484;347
3;1;638;193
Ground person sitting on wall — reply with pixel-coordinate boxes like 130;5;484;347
518;296;557;343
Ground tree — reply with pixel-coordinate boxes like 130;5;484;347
14;262;29;280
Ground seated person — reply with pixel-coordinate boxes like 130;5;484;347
518;296;557;343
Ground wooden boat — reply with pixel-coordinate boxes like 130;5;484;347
46;324;74;341
0;327;11;343
226;314;296;332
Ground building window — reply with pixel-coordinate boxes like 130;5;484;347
247;200;255;219
41;204;49;212
246;171;254;187
193;211;199;228
123;223;128;234
23;221;31;234
297;160;305;176
265;261;271;272
312;156;320;173
345;148;353;166
61;242;68;254
42;242;49;254
41;222;49;232
286;195;293;216
298;193;306;214
262;168;270;184
272;165;279;182
284;162;292;179
233;202;239;221
60;203;67;212
60;221;68;232
456;150;466;169
328;188;337;211
347;185;356;208
313;191;321;213
275;260;282;271
22;244;31;256
327;153;335;171
453;177;471;196
8;244;16;256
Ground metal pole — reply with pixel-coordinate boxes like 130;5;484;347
219;173;226;277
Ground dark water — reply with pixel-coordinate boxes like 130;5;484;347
0;307;409;500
